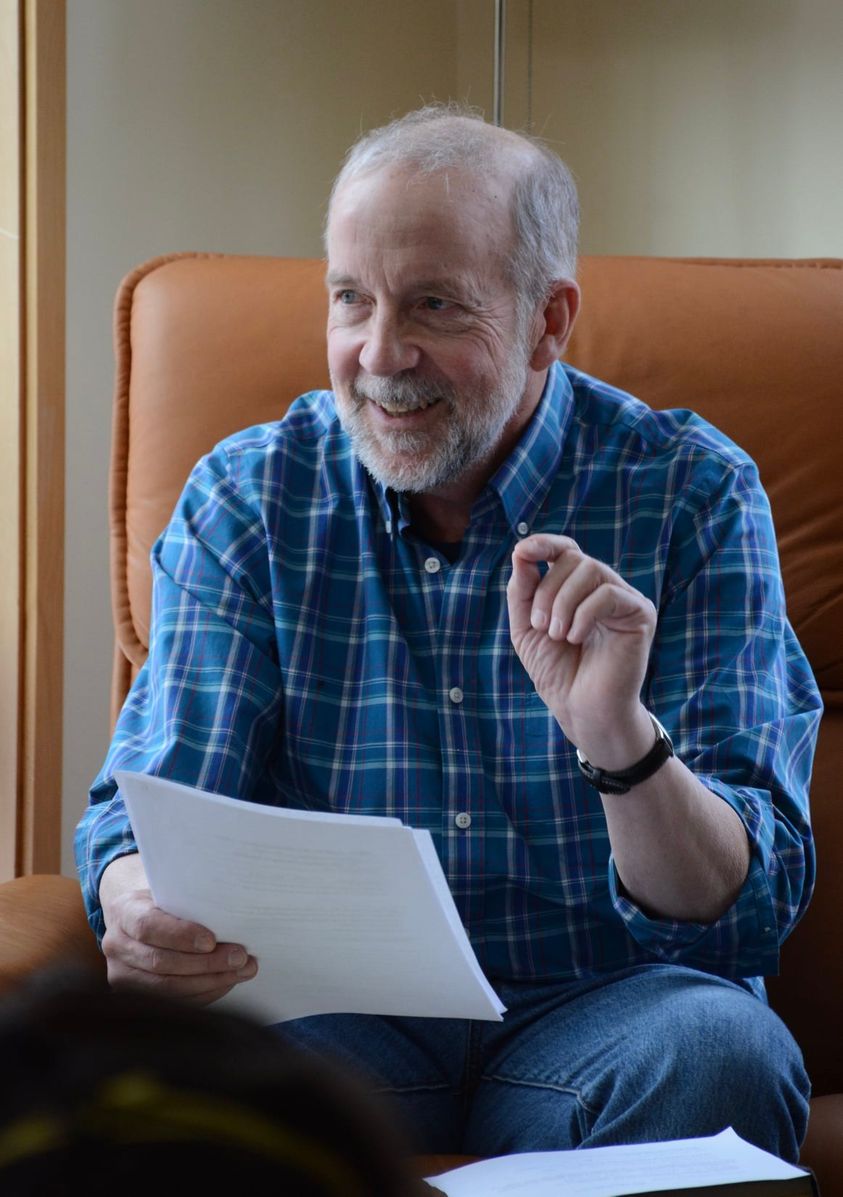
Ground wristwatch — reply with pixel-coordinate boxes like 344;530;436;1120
576;713;674;796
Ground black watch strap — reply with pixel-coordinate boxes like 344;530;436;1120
576;714;674;796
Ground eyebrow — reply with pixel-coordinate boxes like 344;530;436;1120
325;271;484;307
325;271;358;289
412;278;483;304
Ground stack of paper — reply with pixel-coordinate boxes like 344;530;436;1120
116;770;505;1025
426;1128;815;1197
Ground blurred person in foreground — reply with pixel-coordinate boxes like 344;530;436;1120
0;971;430;1196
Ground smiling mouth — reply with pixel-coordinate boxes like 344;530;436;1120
372;395;443;417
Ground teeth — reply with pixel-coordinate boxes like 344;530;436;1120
378;396;440;414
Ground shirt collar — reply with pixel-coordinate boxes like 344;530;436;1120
486;361;573;536
366;361;574;538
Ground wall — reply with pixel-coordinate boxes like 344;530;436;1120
63;0;463;872
63;0;842;872
505;0;843;258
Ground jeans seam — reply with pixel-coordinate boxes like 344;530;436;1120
460;1020;480;1122
480;1071;600;1116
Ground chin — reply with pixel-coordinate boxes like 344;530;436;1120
358;449;450;494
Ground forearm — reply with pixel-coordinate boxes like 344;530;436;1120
601;752;751;924
568;697;751;924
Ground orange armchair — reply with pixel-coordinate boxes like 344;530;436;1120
1;253;841;1190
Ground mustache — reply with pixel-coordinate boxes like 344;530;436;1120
350;375;453;413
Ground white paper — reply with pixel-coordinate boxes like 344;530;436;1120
116;770;505;1025
427;1127;810;1197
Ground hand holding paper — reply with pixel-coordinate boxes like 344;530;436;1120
116;771;505;1024
99;850;258;1003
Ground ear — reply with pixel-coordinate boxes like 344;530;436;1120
528;280;581;371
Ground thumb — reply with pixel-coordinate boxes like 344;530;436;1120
506;549;541;641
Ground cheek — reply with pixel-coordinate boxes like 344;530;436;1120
440;344;502;390
326;329;361;383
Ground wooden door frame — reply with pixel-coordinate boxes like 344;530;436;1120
0;0;66;879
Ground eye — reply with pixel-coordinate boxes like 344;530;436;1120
420;296;453;312
337;289;360;305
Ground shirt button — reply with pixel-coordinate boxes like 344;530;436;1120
449;687;464;704
385;520;392;534
424;556;441;573
455;812;472;830
516;521;530;536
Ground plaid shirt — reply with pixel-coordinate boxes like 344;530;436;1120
76;363;820;984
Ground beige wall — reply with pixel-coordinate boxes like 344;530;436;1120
63;0;465;872
505;0;843;258
63;0;842;872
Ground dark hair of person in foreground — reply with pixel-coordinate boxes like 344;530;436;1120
0;969;435;1196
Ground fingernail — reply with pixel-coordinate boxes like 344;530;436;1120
195;934;215;952
531;609;548;630
237;961;257;978
227;948;247;968
549;617;562;638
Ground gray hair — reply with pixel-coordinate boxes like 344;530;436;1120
326;104;579;320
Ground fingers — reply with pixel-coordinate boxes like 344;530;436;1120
512;534;581;566
102;888;258;1003
106;955;252;1006
566;581;656;645
507;535;582;638
118;889;219;953
103;923;253;978
534;552;607;641
506;548;543;641
509;535;653;645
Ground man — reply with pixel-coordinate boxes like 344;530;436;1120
76;107;820;1161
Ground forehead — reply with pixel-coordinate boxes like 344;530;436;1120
326;165;516;286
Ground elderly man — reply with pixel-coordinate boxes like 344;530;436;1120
76;107;820;1161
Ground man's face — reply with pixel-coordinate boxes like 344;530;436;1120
325;166;541;494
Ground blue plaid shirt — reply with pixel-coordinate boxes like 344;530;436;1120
76;363;820;984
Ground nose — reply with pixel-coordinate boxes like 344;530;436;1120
358;311;420;377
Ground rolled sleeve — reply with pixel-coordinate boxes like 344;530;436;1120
609;834;780;977
615;455;820;975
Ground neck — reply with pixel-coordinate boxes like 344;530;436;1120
409;492;470;543
407;444;500;543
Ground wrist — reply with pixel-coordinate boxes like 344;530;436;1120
99;852;146;921
576;711;675;796
570;704;655;773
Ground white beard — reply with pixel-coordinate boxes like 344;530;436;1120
333;349;531;494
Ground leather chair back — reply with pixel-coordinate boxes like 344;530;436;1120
111;252;843;1101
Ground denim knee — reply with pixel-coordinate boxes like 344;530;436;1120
589;973;810;1160
466;969;809;1160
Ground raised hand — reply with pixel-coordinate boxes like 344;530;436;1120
506;534;657;768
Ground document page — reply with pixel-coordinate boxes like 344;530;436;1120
116;771;505;1025
428;1128;810;1197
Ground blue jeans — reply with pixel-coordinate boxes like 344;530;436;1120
278;965;809;1162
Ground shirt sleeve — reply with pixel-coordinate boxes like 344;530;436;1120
74;442;285;942
608;454;821;977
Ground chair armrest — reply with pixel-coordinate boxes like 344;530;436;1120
0;874;105;993
418;1156;476;1177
